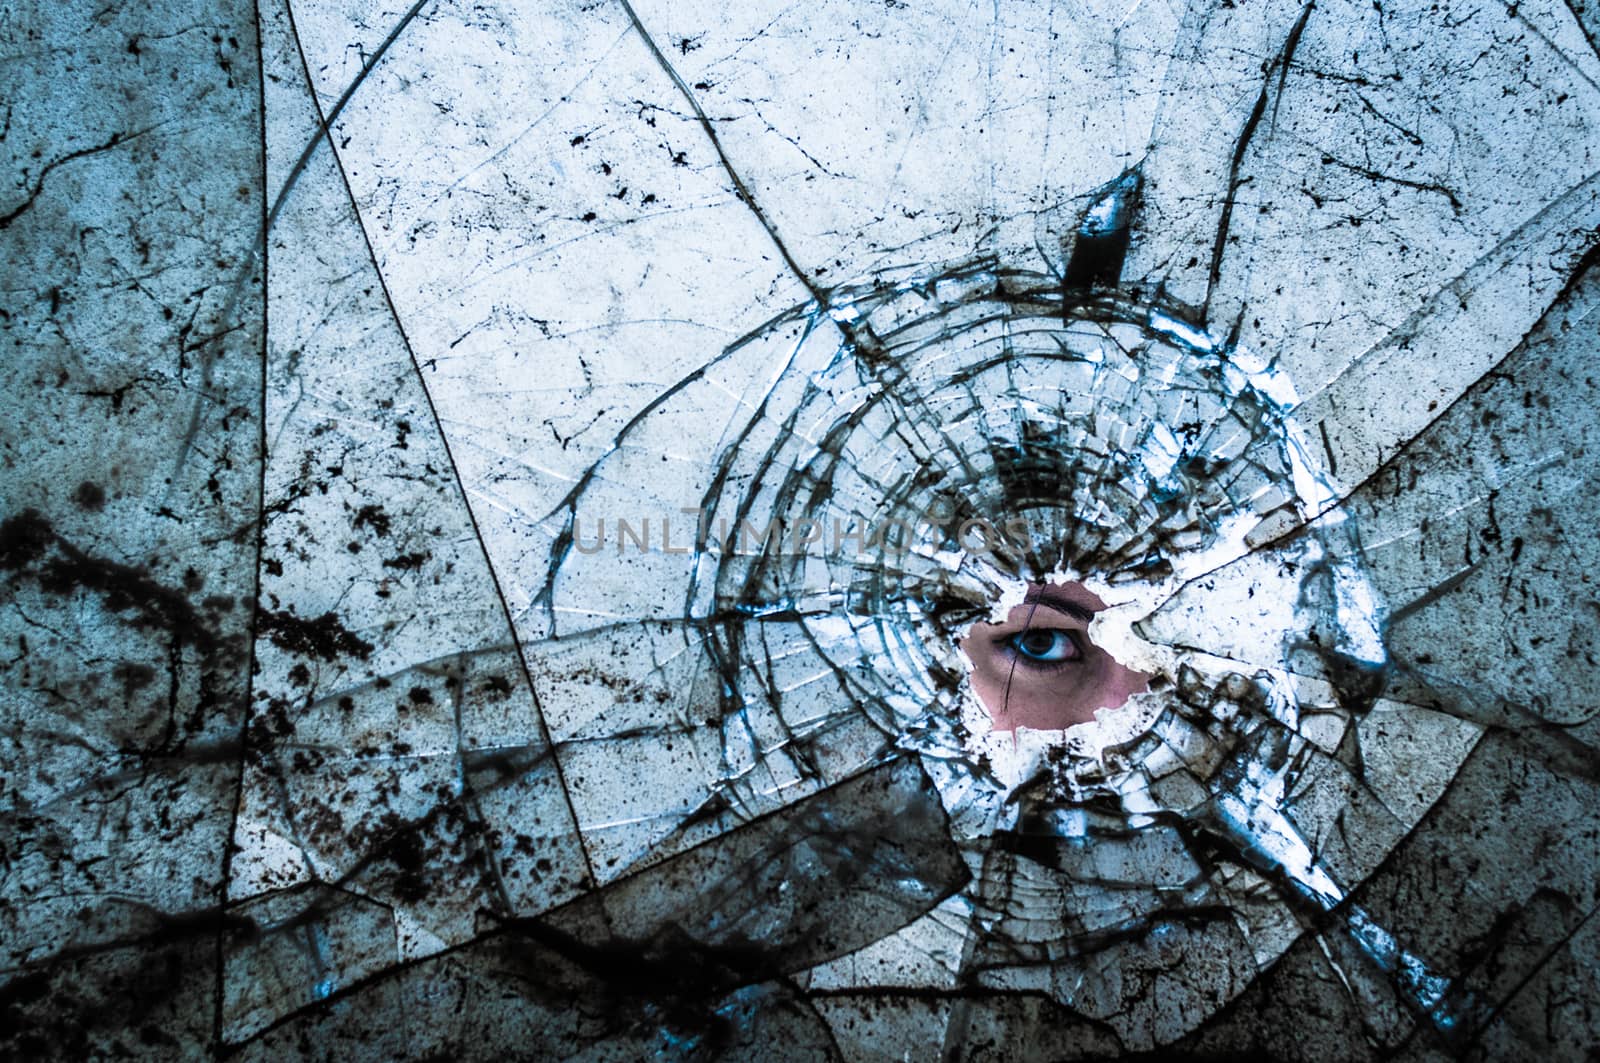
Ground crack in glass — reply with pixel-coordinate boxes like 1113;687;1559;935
528;213;1475;1042
5;0;1600;1057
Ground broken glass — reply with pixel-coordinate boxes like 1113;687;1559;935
3;0;1599;1058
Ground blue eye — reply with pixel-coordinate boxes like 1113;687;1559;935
1006;629;1082;664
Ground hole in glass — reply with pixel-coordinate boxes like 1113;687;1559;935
959;580;1150;732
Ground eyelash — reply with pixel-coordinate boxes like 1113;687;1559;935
996;627;1085;672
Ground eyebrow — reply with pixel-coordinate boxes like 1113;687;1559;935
1022;587;1096;623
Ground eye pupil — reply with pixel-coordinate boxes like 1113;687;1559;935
1019;631;1056;656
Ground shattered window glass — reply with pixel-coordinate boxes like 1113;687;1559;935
4;0;1600;1058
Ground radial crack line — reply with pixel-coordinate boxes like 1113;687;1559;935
1299;167;1600;415
278;0;600;892
214;21;273;1045
616;0;829;307
1297;235;1600;527
172;0;437;482
1204;0;1316;318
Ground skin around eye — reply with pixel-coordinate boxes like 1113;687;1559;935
959;581;1149;731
